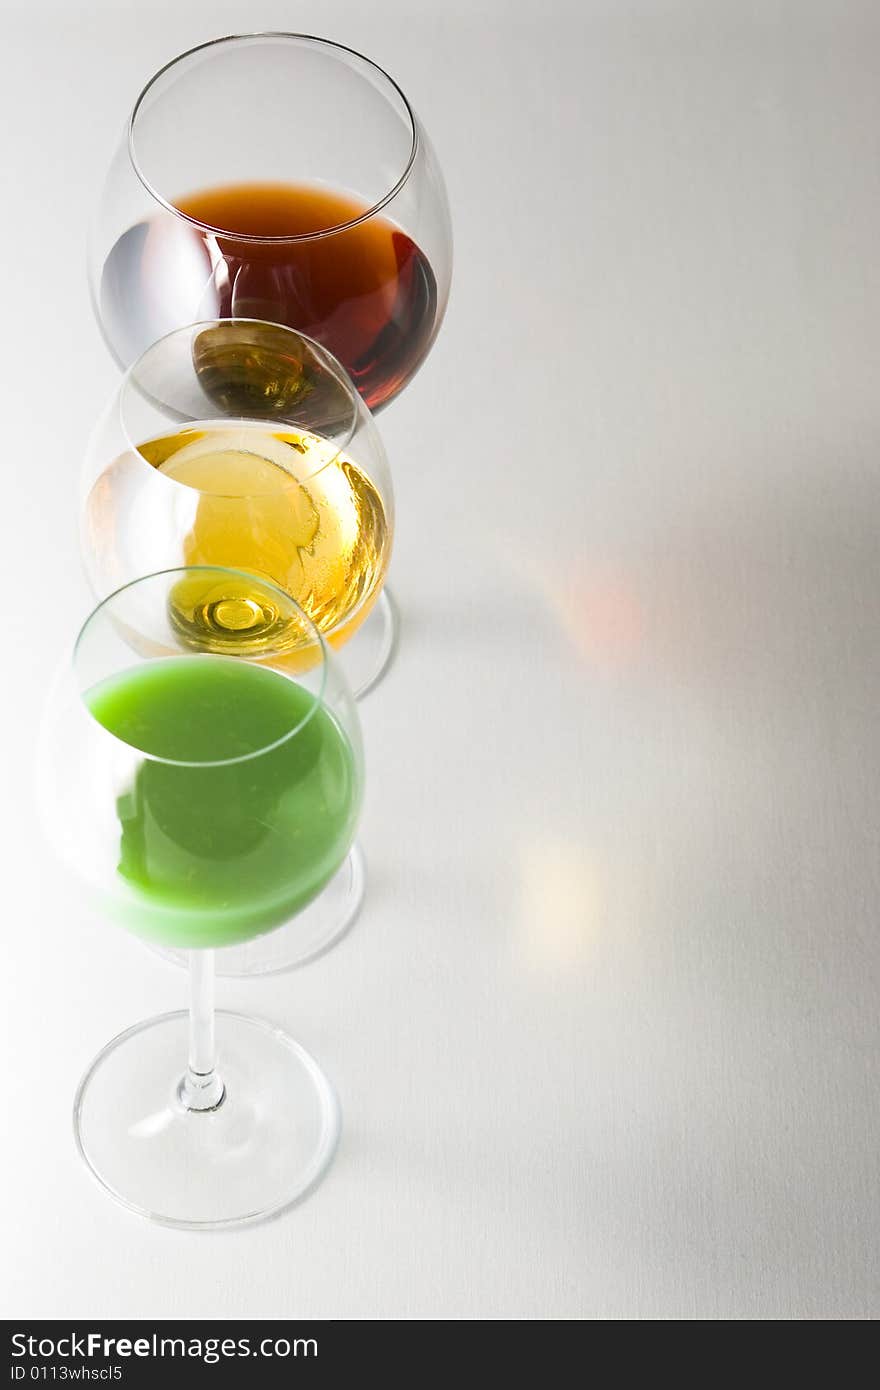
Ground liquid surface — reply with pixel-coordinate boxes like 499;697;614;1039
101;181;438;409
87;657;359;948
138;423;390;652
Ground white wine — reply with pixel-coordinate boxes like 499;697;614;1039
136;423;391;653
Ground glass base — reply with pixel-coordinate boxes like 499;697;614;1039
341;588;398;700
74;1010;340;1229
148;842;365;977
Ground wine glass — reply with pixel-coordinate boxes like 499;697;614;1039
89;32;453;413
80;320;387;976
37;567;362;1227
82;318;395;695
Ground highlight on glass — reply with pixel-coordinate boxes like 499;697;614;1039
37;567;364;1226
90;32;453;412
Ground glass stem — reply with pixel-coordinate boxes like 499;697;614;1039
179;949;225;1112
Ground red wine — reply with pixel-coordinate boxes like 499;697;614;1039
101;182;437;410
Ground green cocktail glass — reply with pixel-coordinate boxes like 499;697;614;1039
38;567;364;1228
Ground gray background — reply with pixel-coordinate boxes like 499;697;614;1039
2;0;879;1319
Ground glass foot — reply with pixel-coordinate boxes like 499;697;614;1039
148;842;365;977
341;588;398;700
74;1010;340;1229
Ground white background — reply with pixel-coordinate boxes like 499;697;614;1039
2;0;879;1319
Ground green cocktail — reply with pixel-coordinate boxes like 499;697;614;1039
87;655;359;948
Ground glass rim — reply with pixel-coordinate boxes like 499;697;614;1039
128;32;420;243
74;565;330;769
118;318;361;497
